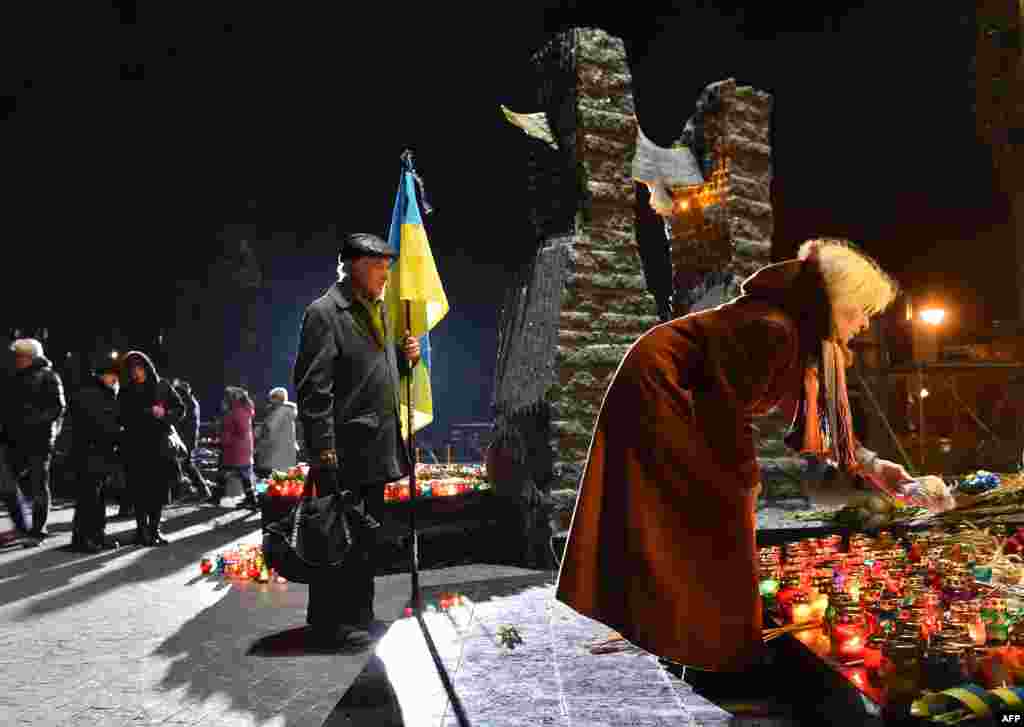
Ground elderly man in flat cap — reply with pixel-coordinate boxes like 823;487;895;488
293;232;420;647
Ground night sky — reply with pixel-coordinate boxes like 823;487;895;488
3;3;1012;436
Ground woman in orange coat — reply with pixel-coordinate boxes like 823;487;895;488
555;238;950;676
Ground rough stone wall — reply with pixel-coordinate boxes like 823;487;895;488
662;79;804;499
492;28;657;491
552;29;658;488
494;29;788;496
670;79;774;317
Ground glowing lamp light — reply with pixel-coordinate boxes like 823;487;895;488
759;579;780;597
919;308;946;326
920;388;930;398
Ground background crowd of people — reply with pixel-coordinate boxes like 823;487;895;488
0;338;298;552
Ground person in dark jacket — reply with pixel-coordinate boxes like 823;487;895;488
118;350;184;546
293;232;420;646
4;338;66;539
171;378;212;499
69;356;122;552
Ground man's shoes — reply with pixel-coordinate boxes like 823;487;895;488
135;529;153;546
311;624;374;648
99;536;120;550
150;533;169;546
236;496;259;511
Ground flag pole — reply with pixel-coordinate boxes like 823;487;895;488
397;149;472;727
405;298;421;613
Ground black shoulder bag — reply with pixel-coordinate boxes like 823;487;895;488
262;468;365;584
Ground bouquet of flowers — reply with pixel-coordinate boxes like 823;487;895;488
264;464;311;498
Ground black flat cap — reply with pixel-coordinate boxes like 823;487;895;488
339;232;398;261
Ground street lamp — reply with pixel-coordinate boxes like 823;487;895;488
915;304;947;473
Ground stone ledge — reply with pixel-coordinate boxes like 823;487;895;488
577;228;636;249
558;330;647;348
586;179;635;204
567;270;647;291
579;106;637;138
582;157;634;188
730;216;773;245
559;310;659;331
727;196;773;220
556;343;632;368
561;292;657;317
580;132;634;159
721;134;771;159
569;247;643;275
551;418;594;438
728;173;771;203
584;204;635;233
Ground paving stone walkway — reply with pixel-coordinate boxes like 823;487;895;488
1;497;823;726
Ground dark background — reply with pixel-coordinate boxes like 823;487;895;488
1;2;1012;436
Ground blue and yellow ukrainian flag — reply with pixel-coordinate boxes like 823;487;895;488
384;169;449;440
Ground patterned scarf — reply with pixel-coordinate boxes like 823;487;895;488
784;339;860;473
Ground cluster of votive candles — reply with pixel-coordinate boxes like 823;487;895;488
382;479;491;503
403;592;467;617
759;527;1024;691
199;544;287;583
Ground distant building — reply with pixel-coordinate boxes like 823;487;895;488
448;422;493;462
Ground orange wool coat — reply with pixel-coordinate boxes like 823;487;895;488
555;262;816;672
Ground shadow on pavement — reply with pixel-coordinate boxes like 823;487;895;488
0;503;247;585
9;508;262;617
322;655;404;727
248;626;379;658
151;575;381;727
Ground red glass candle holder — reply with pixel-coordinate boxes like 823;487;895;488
832;621;866;662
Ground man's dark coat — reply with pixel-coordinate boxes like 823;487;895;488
293;277;413;487
71;375;121;476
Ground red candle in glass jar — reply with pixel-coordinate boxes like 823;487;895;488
832;621;866;661
791;599;813;625
776;578;802;615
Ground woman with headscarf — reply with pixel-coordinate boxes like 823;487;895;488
555;238;953;684
118;351;184;546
